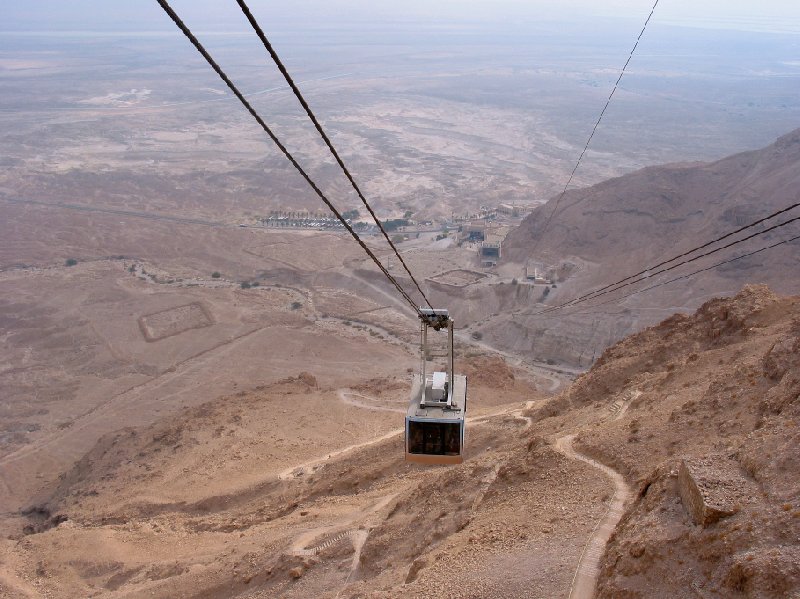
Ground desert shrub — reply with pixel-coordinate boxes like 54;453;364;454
240;281;251;289
211;271;221;279
290;301;303;310
382;218;409;232
471;331;483;341
65;258;78;267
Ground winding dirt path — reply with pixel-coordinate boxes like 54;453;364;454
288;490;405;599
555;434;630;599
280;394;541;482
337;389;406;414
278;427;403;481
291;492;400;557
454;332;576;393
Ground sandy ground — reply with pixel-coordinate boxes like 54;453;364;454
532;286;800;598
1;209;607;598
2;238;796;599
0;376;622;599
2;27;799;598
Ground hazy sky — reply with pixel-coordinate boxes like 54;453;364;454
3;0;800;34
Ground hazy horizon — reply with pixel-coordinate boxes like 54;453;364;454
3;0;800;35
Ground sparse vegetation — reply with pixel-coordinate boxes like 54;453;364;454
211;271;221;279
471;331;483;340
240;281;251;289
65;258;78;267
381;218;409;232
290;301;302;310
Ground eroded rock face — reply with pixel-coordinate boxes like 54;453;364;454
678;458;752;527
559;286;800;599
498;129;800;367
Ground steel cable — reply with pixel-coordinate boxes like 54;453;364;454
557;232;800;318
234;0;433;310
538;200;800;315
530;0;660;256
155;0;423;316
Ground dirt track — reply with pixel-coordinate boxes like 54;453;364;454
556;434;630;599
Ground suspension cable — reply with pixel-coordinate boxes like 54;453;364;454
558;232;800;318
539;200;800;315
533;214;800;316
530;0;660;255
155;0;423;316
234;0;433;310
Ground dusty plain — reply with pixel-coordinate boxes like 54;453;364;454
1;14;799;599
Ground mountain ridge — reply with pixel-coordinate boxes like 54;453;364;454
505;127;800;267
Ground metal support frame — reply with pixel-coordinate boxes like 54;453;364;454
418;308;456;409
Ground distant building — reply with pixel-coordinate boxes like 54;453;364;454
497;203;522;217
460;221;486;242
525;262;552;284
477;227;510;267
480;241;501;266
496;203;535;218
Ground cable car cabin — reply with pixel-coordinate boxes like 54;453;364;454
405;308;468;465
405;372;467;464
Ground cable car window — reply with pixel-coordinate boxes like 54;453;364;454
408;421;461;456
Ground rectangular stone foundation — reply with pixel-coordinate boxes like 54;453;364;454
678;457;748;527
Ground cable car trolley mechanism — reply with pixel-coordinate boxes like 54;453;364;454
405;308;467;464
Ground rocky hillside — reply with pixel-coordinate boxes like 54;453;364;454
505;128;800;272
528;285;800;597
475;129;800;367
2;285;797;598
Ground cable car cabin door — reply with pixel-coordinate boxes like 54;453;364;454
405;417;464;465
405;372;467;465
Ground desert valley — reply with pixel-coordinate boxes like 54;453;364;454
1;1;799;597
